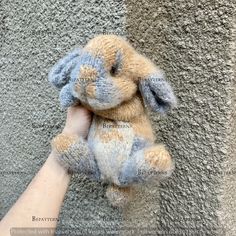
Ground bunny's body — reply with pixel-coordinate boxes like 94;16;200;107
88;113;151;186
49;35;177;207
89;115;137;185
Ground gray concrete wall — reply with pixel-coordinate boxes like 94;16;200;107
0;0;125;234
0;0;236;235
125;0;236;235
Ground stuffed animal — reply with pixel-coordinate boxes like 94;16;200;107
49;35;177;207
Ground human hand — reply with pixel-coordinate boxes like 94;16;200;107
62;105;92;139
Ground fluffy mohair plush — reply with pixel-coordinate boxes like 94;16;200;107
49;35;177;207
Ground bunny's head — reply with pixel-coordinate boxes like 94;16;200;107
49;35;177;114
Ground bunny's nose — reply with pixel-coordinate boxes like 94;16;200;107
79;65;98;81
75;65;97;98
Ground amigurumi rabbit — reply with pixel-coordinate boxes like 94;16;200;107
49;35;177;207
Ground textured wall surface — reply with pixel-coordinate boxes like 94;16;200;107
125;0;236;235
0;0;125;233
0;0;235;235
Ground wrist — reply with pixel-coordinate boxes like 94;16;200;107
61;127;79;137
62;125;89;139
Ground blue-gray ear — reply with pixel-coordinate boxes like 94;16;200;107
139;71;177;113
48;48;81;107
48;48;81;89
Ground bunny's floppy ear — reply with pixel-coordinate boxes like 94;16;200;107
131;54;177;113
48;48;81;107
49;48;81;88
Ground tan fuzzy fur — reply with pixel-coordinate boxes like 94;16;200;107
52;133;78;153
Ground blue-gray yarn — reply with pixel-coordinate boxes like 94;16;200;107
48;48;81;89
56;136;101;181
139;73;177;113
59;83;78;108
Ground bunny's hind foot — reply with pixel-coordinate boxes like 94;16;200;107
51;133;100;180
118;144;174;186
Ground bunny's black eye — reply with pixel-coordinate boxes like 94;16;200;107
110;65;118;76
110;51;122;77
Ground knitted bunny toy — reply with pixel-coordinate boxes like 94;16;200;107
49;35;177;207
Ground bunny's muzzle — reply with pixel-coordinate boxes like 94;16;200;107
70;53;136;111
